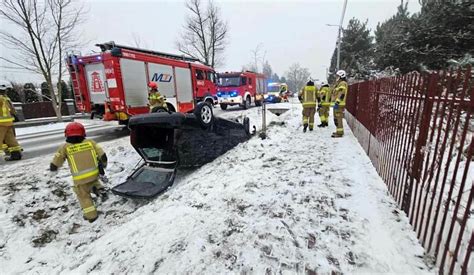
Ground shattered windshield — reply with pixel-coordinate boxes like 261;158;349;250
218;76;241;87
132;167;170;185
140;148;176;163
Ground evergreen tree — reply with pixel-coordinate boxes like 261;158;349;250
6;82;21;102
23;83;39;103
329;18;374;80
408;1;474;70
374;3;415;73
41;82;51;101
58;80;71;101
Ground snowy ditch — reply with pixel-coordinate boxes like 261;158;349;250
0;100;434;273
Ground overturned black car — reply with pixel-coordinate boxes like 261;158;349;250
112;105;251;199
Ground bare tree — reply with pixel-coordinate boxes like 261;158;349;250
285;63;311;93
0;0;85;119
176;0;228;67
131;32;148;48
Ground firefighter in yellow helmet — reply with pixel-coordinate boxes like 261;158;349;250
148;81;168;112
298;78;318;132
0;84;22;161
50;122;108;222
332;70;349;138
317;81;331;128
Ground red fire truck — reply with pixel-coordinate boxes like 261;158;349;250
66;42;218;124
216;71;267;110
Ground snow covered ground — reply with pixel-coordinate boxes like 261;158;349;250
0;100;435;273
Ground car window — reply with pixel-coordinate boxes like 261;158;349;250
196;70;204;80
241;77;247;85
249;78;253;85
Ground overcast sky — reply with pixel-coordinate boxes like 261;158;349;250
0;0;421;84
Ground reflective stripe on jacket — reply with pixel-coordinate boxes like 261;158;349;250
301;85;317;108
333;81;348;106
148;91;166;108
52;139;105;185
319;87;331;106
0;95;14;126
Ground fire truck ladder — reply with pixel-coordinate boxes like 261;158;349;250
95;41;202;63
66;51;85;113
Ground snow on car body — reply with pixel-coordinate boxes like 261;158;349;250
66;42;218;124
216;71;266;110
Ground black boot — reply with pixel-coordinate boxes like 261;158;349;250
317;123;324;128
324;122;329;127
5;151;22;161
303;124;308;133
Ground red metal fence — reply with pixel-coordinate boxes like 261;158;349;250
345;66;473;274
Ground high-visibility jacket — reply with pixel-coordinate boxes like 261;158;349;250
148;91;167;109
51;139;106;185
333;80;348;106
318;86;331;106
299;85;318;108
0;95;15;127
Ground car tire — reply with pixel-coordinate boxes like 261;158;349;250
220;104;228;110
151;106;168;113
194;102;214;129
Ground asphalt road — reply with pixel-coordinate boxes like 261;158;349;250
0;104;262;165
1;123;129;164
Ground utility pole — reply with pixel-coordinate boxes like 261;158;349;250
336;0;348;71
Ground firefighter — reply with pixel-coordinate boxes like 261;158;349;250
317;81;331;128
50;122;108;222
332;70;349;138
148;81;167;112
0;84;22;161
298;78;318;132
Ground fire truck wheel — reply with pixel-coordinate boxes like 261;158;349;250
220;104;228;110
151;106;168;113
194;102;214;129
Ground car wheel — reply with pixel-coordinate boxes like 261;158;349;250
194;102;214;129
151;106;168;113
220;104;228;110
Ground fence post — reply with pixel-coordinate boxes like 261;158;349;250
12;102;25;121
402;73;438;214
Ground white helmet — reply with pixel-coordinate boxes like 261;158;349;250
336;70;346;78
320;81;328;86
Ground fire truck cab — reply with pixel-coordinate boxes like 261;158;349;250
66;42;218;124
216;71;266;110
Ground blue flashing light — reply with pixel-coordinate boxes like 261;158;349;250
97;56;102;61
78;58;83;63
230;91;238;97
217;91;223;97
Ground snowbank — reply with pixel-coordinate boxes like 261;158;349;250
0;101;434;273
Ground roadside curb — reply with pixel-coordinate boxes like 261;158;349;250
14;114;90;128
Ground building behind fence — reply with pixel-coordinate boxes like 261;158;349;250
345;66;473;274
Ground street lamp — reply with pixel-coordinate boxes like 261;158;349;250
326;0;348;71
